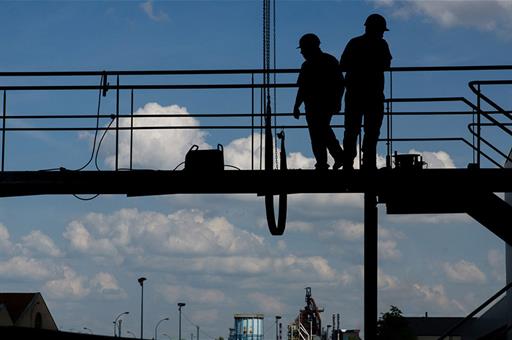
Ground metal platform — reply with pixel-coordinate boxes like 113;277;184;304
0;168;510;197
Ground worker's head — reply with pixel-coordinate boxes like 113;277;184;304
298;33;321;60
364;13;389;37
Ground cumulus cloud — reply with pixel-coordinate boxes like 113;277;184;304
0;256;53;280
248;292;286;314
413;283;466;313
320;220;364;241
384;1;512;36
103;103;208;170
487;248;505;281
90;272;127;299
443;260;486;284
160;284;226;305
140;0;169;22
21;230;63;257
44;266;90;300
378;269;399;290
0;223;13;254
408;149;455;168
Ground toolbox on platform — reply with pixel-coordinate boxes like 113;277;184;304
185;144;224;172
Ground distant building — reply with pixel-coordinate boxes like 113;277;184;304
233;313;264;340
0;292;57;330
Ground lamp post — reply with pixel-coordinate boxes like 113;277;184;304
178;303;186;340
114;311;130;337
138;277;147;339
275;316;281;340
154;317;170;340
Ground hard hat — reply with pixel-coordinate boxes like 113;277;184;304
365;13;389;32
298;33;321;49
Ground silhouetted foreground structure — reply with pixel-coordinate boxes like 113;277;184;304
0;293;57;330
0;66;510;338
0;327;136;339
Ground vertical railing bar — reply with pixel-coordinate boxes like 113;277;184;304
251;73;255;171
477;84;481;167
259;79;264;170
389;70;393;167
2;90;6;172
130;89;134;171
116;75;120;171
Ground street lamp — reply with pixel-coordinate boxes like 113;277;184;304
275;316;282;340
154;317;170;340
83;327;93;334
114;311;130;337
178;303;186;340
138;277;147;339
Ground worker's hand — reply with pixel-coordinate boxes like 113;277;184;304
293;106;300;119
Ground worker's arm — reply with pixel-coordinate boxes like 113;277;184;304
293;71;305;119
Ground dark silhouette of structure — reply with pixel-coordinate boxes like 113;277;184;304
339;13;392;170
294;33;344;170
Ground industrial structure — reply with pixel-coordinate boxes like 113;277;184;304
287;288;360;340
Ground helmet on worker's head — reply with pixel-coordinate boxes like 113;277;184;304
298;33;321;49
364;13;389;32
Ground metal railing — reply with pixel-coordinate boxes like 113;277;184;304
0;65;511;172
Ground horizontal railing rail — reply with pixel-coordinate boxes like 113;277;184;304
0;65;511;172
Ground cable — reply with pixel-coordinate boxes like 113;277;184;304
172;161;186;171
182;312;216;340
224;164;241;170
94;115;116;171
75;74;104;171
72;194;100;201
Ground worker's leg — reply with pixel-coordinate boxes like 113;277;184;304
362;103;384;170
324;113;344;166
306;113;328;169
343;94;363;170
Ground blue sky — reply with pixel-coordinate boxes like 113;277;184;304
0;0;511;339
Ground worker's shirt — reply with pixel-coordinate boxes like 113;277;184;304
297;51;344;114
339;34;392;96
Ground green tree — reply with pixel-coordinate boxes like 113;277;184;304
376;306;416;340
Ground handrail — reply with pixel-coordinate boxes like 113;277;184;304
438;281;512;340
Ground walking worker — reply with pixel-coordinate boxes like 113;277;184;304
339;13;392;170
293;33;345;170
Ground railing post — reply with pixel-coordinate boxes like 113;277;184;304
477;84;481;167
116;75;120;171
130;89;134;171
1;90;6;172
251;73;255;171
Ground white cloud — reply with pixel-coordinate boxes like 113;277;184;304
160;284;226;305
103;103;208;170
487;248;505;281
386;1;512;35
408;149;455;169
388;213;470;225
320;220;364;241
44;266;90;300
378;269;399;290
90;272;127;299
140;0;169;22
63;220;119;261
443;260;486;284
413;283;466;313
248;292;286;314
379;239;401;260
21;230;63;257
0;256;53;280
0;223;13;254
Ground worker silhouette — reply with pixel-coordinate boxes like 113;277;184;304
340;14;392;171
293;33;345;170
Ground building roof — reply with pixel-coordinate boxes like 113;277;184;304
0;293;37;323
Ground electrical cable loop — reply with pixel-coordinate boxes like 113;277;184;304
264;127;287;236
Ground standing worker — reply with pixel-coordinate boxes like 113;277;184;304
293;33;345;170
340;14;392;171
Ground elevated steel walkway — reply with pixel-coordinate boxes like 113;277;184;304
0;66;511;339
